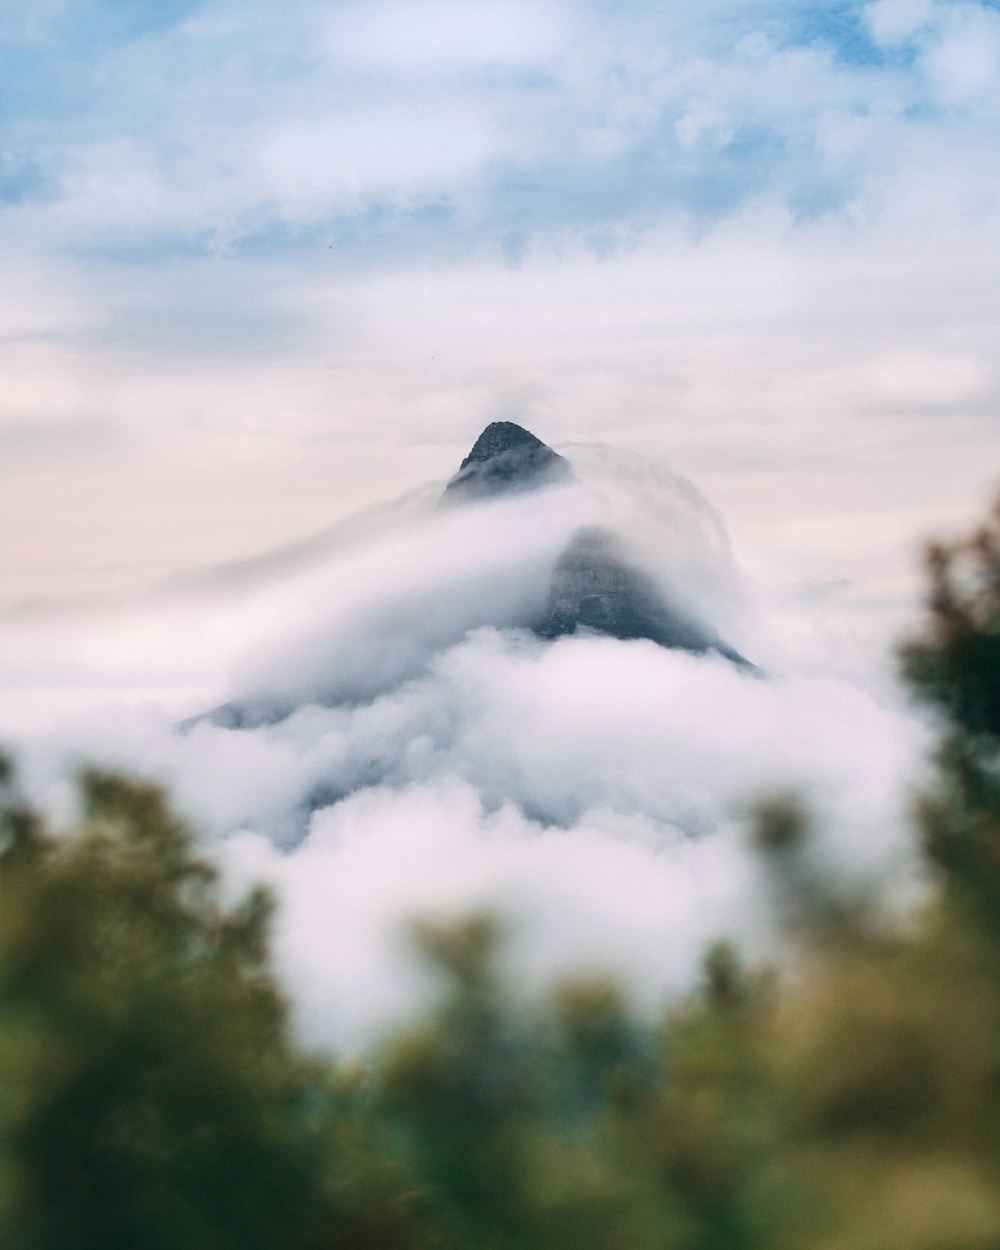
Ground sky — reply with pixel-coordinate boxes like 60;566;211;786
2;0;999;612
1;0;998;1045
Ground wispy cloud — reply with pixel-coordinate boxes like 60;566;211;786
5;0;999;254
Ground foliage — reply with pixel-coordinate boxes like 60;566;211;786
900;499;1000;931
0;768;330;1250
3;498;1000;1246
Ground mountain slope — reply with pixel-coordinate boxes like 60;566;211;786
536;524;750;666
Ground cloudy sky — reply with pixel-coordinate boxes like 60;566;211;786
3;0;999;612
1;0;997;1044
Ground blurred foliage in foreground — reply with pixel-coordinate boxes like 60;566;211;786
4;502;1000;1249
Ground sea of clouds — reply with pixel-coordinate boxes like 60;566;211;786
0;446;930;1049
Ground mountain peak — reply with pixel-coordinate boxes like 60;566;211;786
442;422;573;504
461;421;548;465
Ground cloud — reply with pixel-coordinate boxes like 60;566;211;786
257;106;494;222
327;0;570;69
12;623;926;1048
2;456;930;1047
39;614;922;1049
920;3;1000;109
864;0;935;46
7;0;999;257
217;778;768;1048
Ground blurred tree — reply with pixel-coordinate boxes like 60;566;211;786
900;499;1000;932
0;766;327;1250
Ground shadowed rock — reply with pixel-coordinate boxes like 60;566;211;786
441;421;574;504
535;526;753;667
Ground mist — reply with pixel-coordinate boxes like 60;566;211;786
0;443;929;1047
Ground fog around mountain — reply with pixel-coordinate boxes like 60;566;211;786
0;432;929;1047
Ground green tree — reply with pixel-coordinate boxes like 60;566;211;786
0;767;327;1250
901;498;1000;932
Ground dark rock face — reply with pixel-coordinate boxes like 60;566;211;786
442;421;574;504
536;526;751;667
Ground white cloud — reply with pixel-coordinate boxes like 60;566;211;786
218;779;766;1047
257;104;493;219
920;4;1000;109
327;0;570;69
865;0;935;46
14;620;925;1048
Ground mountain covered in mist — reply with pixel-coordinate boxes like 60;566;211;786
448;422;750;664
194;423;750;732
14;423;919;1045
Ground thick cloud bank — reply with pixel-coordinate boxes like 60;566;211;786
3;446;928;1047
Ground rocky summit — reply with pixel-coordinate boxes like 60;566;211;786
441;420;574;504
446;422;751;666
